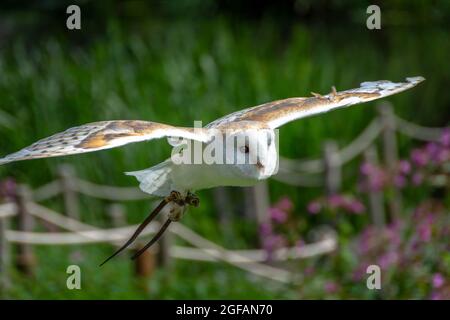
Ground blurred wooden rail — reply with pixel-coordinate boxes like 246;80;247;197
0;102;446;287
0;198;336;285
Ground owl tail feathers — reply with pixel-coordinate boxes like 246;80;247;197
125;160;173;197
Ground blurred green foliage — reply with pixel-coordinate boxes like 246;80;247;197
0;1;449;299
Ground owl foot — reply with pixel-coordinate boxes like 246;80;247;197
168;190;184;206
185;192;200;207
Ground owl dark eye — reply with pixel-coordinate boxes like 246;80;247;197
240;145;249;154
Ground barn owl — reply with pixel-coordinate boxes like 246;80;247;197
0;76;425;264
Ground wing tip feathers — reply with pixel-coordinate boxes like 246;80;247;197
406;76;425;84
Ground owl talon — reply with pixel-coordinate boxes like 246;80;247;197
168;190;184;205
185;192;200;207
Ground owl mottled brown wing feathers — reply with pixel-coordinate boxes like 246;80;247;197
0;120;211;165
207;77;425;129
1;77;425;166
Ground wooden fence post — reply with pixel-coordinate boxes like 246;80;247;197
134;242;156;278
108;203;126;227
213;187;233;227
58;164;80;222
364;147;386;228
0;215;10;294
134;204;173;287
378;102;402;220
323;140;341;196
249;182;270;225
15;184;35;276
243;182;271;246
134;241;156;293
243;187;255;220
255;182;271;225
156;207;172;269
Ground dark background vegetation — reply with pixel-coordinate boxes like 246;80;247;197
0;0;448;299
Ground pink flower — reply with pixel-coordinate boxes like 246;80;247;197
389;230;402;247
409;237;421;252
365;168;386;191
270;207;287;224
394;174;407;188
440;128;450;147
360;162;375;176
418;222;432;242
263;234;286;256
276;197;293;212
430;292;442;300
307;201;321;215
324;281;338;294
398;160;411;175
412;172;424;186
352;262;370;281
259;222;272;237
425;142;440;161
359;162;388;192
358;227;374;254
388;219;401;232
262;234;286;261
432;273;445;288
328;194;344;208
378;251;399;269
436;149;450;163
0;178;17;201
387;221;402;246
348;200;365;214
411;149;428;167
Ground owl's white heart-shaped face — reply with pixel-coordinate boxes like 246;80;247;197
224;128;279;180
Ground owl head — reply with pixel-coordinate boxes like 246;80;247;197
222;122;279;180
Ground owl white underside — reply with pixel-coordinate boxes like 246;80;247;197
126;158;261;197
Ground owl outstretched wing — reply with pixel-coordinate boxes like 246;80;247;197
208;76;425;129
1;77;425;165
0;120;211;165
